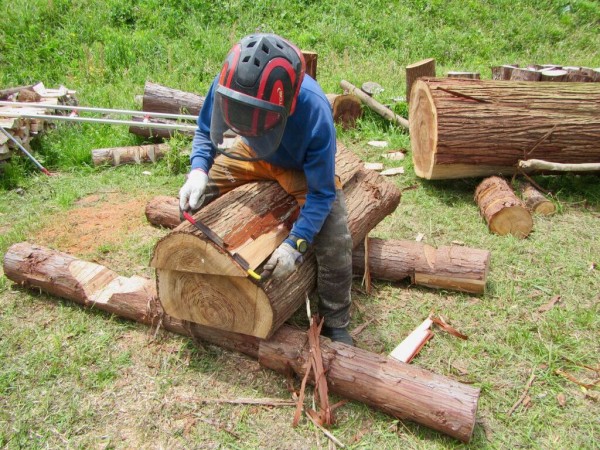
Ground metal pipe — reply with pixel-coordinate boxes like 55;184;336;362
0;127;51;175
0;100;198;121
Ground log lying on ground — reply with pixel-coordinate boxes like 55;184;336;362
92;143;174;166
151;145;401;338
140;81;204;116
409;77;600;179
474;176;533;239
518;182;556;215
3;242;479;442
340;80;409;129
352;238;490;294
128;116;195;140
326;93;363;129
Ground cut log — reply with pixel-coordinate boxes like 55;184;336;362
141;81;204;116
447;72;480;79
128;116;195;140
405;58;436;101
92;143;173;166
510;68;541;81
151;145;401;338
491;65;517;80
474;176;533;239
2;242;479;442
340;80;409;129
518;182;556;215
540;69;568;82
361;81;384;96
409;77;600;179
325;93;363;129
352;238;490;294
302;51;318;80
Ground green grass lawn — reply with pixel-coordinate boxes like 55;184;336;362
1;1;599;448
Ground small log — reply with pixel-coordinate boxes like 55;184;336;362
540;69;568;82
128;116;195;140
406;58;436;101
0;84;38;99
340;80;409;129
326;93;363;129
3;242;480;443
92;143;173;166
141;81;204;116
565;72;594;83
474;176;533;239
302;51;318;80
518;182;556;215
510;68;541;81
491;65;517;80
447;72;480;79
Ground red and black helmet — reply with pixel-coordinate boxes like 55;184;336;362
210;34;306;160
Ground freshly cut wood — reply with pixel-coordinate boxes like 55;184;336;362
447;72;480;79
405;58;436;101
340;80;409;129
325;93;363;129
409;77;600;179
474;176;533;239
3;242;479;442
92;143;173;166
141;81;204;116
491;65;517;80
352;238;490;294
302;51;318;80
510;68;541;81
151;145;400;338
518;158;600;173
518;182;556;215
389;317;433;363
540;69;568;82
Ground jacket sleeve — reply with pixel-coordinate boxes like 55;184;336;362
190;78;219;172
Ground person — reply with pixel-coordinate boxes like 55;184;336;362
179;33;353;345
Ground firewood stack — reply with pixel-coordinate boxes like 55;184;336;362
492;64;600;82
0;83;77;163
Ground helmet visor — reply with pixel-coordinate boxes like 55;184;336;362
210;85;288;160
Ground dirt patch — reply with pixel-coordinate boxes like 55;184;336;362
35;193;151;257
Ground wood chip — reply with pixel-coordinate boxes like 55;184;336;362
538;295;562;313
380;167;404;176
431;316;468;340
364;162;384;171
415;233;425;242
367;140;388;148
556;393;567;407
382;151;405;161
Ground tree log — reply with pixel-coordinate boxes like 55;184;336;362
302;51;318;80
326;93;363;129
141;81;204;116
491;65;517;80
409;77;600;179
474;176;533;238
352;238;490;294
447;72;480;79
406;58;436;101
517;182;556;215
92;143;173;166
510;68;541;81
150;145;401;338
340;80;409;129
540;69;568;82
2;242;479;442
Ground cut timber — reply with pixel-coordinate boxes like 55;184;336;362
352;238;490;294
92;143;173;166
141;81;204;116
540;69;568;82
518;182;556;215
2;242;479;442
510;68;541;81
389;317;433;363
474;176;533;239
491;65;517;80
447;72;480;79
326;93;363;129
340;80;409;129
302;51;318;80
406;58;436;101
151;145;401;338
409;77;600;179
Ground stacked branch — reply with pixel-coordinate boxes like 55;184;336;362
3;242;480;442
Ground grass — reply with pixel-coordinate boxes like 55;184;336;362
1;0;600;448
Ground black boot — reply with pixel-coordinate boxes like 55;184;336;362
322;326;354;346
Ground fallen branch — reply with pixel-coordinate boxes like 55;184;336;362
191;397;296;407
518;159;600;173
507;370;536;416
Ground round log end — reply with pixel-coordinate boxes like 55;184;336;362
533;202;556;216
489;206;533;238
409;80;437;179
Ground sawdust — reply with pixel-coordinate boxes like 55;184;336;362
34;192;150;257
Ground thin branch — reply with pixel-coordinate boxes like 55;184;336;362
306;410;346;448
507;370;536;416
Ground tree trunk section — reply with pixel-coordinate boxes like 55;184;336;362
2;242;479;442
92;143;173;166
150;145;401;338
128;116;195;140
509;68;541;81
518;182;556;215
447;72;480;79
409;77;600;179
491;65;517;80
352;238;490;294
474;176;533;238
540;69;568;82
302;51;318;80
141;81;204;116
326;94;363;129
405;58;436;101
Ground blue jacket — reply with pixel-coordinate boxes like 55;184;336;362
190;75;337;244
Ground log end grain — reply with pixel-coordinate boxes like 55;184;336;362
409;79;438;179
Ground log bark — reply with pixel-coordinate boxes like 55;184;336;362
510;68;541;81
340;80;409;129
128;116;195;140
447;72;480;79
474;176;533;238
326;93;363;129
491;65;517;80
406;58;436;101
302;51;318;80
92;143;173;166
352;238;490;294
2;242;479;442
141;81;204;116
409;77;600;179
151;145;401;338
518;182;556;215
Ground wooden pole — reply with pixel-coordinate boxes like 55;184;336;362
406;58;436;101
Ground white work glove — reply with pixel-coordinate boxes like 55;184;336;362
262;242;303;280
179;169;209;211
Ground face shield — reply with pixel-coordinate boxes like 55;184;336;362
210;85;288;161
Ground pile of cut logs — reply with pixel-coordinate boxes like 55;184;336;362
492;64;600;82
0;83;77;163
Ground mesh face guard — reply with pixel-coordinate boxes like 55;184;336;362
210;85;288;161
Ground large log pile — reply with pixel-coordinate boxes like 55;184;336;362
150;145;401;338
2;242;480;442
409;77;600;179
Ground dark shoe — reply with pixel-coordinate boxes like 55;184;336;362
322;326;354;346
